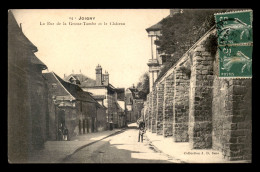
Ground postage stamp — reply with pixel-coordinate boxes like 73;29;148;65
215;10;253;45
215;10;253;78
218;45;252;78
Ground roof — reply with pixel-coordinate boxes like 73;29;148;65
29;50;47;69
54;73;98;104
65;73;117;92
128;88;141;99
44;72;105;109
117;101;125;111
146;21;163;32
64;74;96;87
146;15;170;32
43;72;73;98
8;10;38;52
8;10;47;70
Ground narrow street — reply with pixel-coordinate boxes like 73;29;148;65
62;123;180;163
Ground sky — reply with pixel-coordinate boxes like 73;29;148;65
12;9;169;88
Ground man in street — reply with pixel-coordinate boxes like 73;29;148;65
63;126;69;141
138;122;145;143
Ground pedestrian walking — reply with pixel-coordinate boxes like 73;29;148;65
63;126;69;141
58;124;63;141
138;122;145;143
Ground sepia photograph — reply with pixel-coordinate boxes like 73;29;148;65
8;9;252;163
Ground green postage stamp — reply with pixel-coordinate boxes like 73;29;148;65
215;10;253;78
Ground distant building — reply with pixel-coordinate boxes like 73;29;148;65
115;88;126;127
8;11;48;162
43;72;107;140
65;65;126;129
125;85;144;123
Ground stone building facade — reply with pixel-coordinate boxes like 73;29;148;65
144;27;252;161
125;86;144;123
43;72;105;140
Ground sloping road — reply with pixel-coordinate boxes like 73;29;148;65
63;123;180;163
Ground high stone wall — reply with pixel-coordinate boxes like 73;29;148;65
173;65;190;142
144;28;251;161
156;83;164;135
151;86;157;133
163;73;174;137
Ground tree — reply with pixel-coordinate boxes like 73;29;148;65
155;9;232;81
136;72;149;100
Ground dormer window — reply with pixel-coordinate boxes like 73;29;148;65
51;83;57;88
69;77;74;83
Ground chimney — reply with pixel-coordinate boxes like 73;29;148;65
95;64;102;86
170;9;183;17
103;70;109;85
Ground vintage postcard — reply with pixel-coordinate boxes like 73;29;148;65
8;9;252;163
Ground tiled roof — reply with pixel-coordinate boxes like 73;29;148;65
146;22;162;32
43;73;73;98
55;73;98;103
65;74;96;87
8;10;47;70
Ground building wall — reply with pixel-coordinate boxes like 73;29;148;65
212;77;252;160
84;87;118;128
8;49;48;162
107;90;118;124
80;101;98;133
96;107;107;131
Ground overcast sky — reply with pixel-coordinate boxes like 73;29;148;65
12;9;169;88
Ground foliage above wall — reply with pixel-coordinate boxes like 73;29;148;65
204;33;218;58
136;72;150;100
155;9;233;82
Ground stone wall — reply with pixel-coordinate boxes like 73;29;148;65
144;28;251;161
162;73;174;137
212;76;231;154
156;83;164;135
151;87;157;133
189;43;215;149
173;66;190;142
212;77;252;160
148;93;152;131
